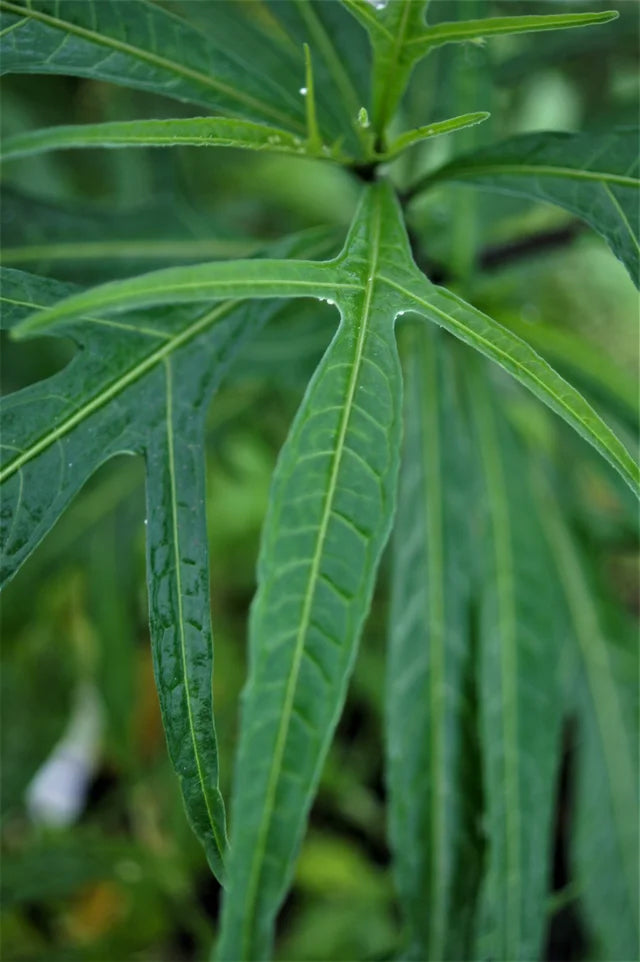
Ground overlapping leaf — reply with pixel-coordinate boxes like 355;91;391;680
0;229;331;883
341;0;616;141
387;325;481;961
414;129;640;285
0;117;344;164
14;189;638;497
466;365;565;961
536;478;639;961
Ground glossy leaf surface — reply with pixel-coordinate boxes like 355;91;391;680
416;129;640;285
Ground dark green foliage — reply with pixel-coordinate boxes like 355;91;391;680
1;2;637;960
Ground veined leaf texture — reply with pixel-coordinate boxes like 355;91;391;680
1;1;637;959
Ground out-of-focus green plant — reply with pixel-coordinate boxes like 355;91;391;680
1;2;638;960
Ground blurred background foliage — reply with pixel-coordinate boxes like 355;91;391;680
1;1;638;959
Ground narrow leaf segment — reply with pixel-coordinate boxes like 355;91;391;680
467;365;565;961
0;117;346;164
0;230;332;883
217;183;408;960
341;0;616;141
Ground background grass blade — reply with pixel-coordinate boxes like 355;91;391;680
413;129;640;285
144;356;228;880
466;362;565;961
387;325;481;960
216;184;404;960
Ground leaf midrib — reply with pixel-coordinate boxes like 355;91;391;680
602;183;640;253
239;191;384;957
0;0;305;133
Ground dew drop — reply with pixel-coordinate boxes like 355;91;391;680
299;86;308;96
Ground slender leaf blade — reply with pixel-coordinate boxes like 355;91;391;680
380;111;489;161
0;189;261;282
216;183;407;960
535;477;639;960
0;0;307;133
1;117;345;163
387;324;481;960
411;10;618;51
467;364;564;960
376;270;640;495
414;129;640;285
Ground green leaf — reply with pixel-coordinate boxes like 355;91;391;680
16;194;637;498
387;324;481;961
0;189;261;281
265;0;372;156
502;317;639;426
341;0;430;136
375;272;639;496
409;10;618;53
11;259;355;339
216;183;408;960
535;477;639;960
0;231;329;882
0;116;347;163
379;111;490;161
467;365;565;961
412;129;640;286
342;0;615;141
0;0;307;133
